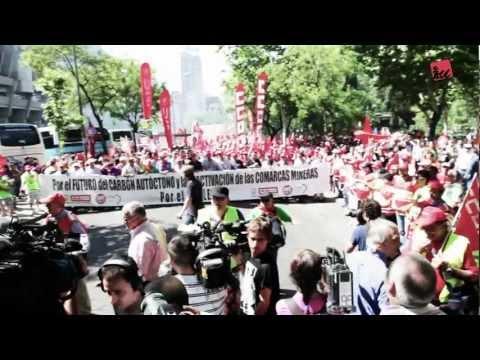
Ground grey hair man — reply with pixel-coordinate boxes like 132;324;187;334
365;218;401;264
345;218;401;315
122;201;168;282
381;254;445;315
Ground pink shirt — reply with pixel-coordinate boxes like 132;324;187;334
276;292;326;315
128;221;168;281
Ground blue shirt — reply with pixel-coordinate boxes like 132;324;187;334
346;250;389;315
351;225;367;251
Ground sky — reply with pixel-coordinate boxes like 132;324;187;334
100;45;230;97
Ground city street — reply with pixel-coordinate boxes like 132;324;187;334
76;197;357;314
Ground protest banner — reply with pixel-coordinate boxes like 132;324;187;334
39;164;331;208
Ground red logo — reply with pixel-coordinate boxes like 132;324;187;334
70;195;91;203
430;59;453;81
282;185;293;196
96;194;106;204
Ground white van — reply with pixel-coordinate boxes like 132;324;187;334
0;123;46;164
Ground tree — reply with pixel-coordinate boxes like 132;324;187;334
37;69;84;147
220;45;287;138
22;45;126;152
354;45;479;139
107;59;163;152
221;45;382;139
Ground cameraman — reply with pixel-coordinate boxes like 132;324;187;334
39;192;91;315
167;234;228;315
240;217;280;315
142;275;190;315
197;186;245;245
346;218;401;315
98;254;144;315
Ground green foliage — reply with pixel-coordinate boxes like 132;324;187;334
354;45;479;138
22;45;168;152
221;45;383;137
37;69;84;143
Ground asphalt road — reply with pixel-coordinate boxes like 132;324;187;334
76;197;357;314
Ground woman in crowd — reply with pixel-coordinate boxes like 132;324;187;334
276;249;327;315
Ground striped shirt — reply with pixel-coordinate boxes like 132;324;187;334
176;274;227;315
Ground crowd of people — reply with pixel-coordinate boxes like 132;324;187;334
1;127;479;315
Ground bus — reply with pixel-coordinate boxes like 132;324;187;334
39;125;111;160
108;128;134;143
0;123;46;165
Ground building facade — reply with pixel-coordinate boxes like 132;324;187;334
0;45;43;124
181;46;205;126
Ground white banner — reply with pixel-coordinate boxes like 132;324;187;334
39;164;330;207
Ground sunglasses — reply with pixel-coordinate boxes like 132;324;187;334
212;196;227;201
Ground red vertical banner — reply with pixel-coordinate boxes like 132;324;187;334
255;71;268;137
235;83;247;136
159;88;173;150
453;174;479;266
140;63;153;120
362;115;372;133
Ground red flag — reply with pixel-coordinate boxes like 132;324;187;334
430;59;453;81
0;154;7;168
235;83;247;135
159;88;173;150
254;71;268;136
453;174;479;265
362;116;372;133
140;63;153;120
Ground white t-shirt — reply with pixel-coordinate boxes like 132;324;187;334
380;303;445;315
121;164;137;176
85;166;102;176
175;274;227;315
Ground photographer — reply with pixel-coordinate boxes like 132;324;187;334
142;275;190;315
240;217;280;315
167;234;228;315
275;249;327;315
249;192;292;223
98;254;144;315
197;186;245;246
346;218;401;315
381;254;445;315
40;192;91;315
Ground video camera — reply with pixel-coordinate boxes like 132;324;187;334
267;216;287;249
321;247;355;315
182;220;250;290
0;213;87;314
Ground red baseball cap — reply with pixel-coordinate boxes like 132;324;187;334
415;206;448;228
40;192;66;207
